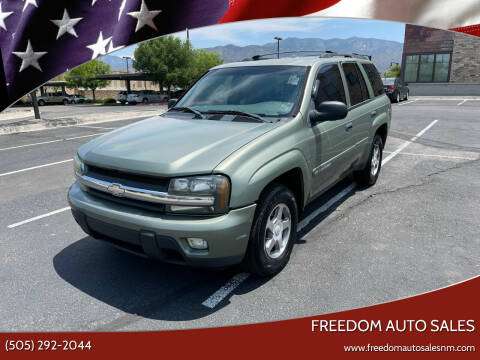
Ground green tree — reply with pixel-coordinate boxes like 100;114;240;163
65;60;111;101
382;64;401;78
191;49;223;81
133;36;223;93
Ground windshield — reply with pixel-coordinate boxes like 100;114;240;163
382;78;396;86
175;66;308;117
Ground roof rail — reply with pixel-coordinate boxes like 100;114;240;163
251;50;372;61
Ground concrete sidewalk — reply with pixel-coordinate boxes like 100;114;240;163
0;105;166;135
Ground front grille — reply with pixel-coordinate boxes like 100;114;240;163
87;165;169;191
85;165;169;212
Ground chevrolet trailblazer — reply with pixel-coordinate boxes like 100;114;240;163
68;53;391;276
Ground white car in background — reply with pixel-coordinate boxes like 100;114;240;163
126;90;168;104
117;91;128;104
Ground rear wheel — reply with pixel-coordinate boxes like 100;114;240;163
354;134;383;187
142;98;148;103
243;184;298;277
405;91;409;101
395;92;400;103
63;99;69;105
38;100;45;106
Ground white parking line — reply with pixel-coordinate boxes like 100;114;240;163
0;133;105;151
7;207;71;229
398;99;418;106
201;273;250;309
383;151;476;161
382;120;438;165
76;125;115;130
457;99;468;106
0;159;73;177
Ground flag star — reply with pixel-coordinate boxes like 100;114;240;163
127;0;162;32
51;9;82;39
12;40;47;72
22;0;38;12
118;0;126;20
107;40;124;54
0;3;13;31
87;31;111;59
91;0;111;6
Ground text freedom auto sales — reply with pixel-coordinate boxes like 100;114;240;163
311;320;475;333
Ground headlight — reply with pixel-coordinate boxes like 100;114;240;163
167;175;230;214
73;154;87;176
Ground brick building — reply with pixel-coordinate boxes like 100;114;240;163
401;24;480;95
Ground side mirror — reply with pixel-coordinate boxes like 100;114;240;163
310;101;348;123
168;98;178;109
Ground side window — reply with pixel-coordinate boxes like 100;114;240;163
362;63;385;97
314;64;346;109
342;62;369;106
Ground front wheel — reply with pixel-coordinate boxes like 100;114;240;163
63;99;69;105
244;184;298;277
38;100;45;106
395;92;400;103
354;134;384;187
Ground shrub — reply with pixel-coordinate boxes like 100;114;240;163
77;99;85;104
102;97;117;104
84;99;94;103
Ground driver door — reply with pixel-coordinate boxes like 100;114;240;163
310;64;354;196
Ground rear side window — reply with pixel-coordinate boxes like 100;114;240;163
314;64;346;108
362;63;385;97
342;63;369;106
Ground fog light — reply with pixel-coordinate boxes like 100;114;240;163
187;238;208;250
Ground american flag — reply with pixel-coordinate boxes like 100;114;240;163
0;0;479;112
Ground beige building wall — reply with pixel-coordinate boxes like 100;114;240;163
450;32;480;84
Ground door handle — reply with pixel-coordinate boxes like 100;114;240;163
371;110;377;117
345;122;353;131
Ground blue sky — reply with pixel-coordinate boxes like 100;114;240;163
113;17;405;58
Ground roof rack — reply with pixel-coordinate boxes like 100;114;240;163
251;50;372;61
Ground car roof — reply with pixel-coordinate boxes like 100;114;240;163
212;56;372;69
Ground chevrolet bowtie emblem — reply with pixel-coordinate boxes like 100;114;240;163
107;183;125;197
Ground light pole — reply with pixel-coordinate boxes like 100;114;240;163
274;36;282;59
122;55;133;73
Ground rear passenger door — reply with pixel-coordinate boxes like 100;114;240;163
340;62;373;164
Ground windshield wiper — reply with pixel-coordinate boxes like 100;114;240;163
206;110;267;122
169;107;205;119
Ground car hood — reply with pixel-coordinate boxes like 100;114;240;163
78;115;277;177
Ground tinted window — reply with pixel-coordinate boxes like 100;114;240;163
314;64;346;108
362;63;385;96
176;66;308;117
342;63;369;106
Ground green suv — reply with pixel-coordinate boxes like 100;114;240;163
68;53;391;276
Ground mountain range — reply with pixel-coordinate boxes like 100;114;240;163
100;37;403;73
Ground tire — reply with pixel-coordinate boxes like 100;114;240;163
63;99;69;105
120;101;126;105
405;91;409;101
142;98;148;103
38;100;45;106
354;134;384;187
395;92;400;103
243;184;298;277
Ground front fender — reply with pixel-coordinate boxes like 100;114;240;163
229;150;310;209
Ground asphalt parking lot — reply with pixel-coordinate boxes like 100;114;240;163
1;99;479;331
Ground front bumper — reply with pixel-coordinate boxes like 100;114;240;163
68;182;256;267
